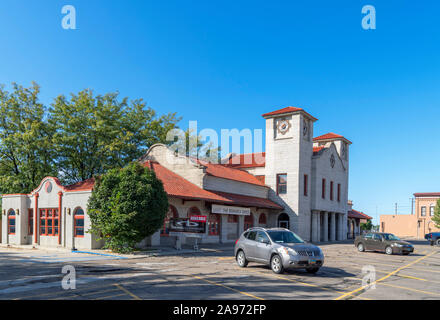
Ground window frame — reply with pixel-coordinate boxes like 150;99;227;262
73;207;85;238
430;205;435;216
330;181;334;201
303;174;308;197
322;178;326;199
208;213;220;236
421;206;426;217
258;213;267;225
39;208;59;237
7;209;16;235
337;183;341;202
276;173;287;195
244;213;254;231
28;209;34;236
161;205;178;236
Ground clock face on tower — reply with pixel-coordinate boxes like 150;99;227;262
277;119;291;135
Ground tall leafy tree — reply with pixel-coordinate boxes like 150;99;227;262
49;89;180;184
432;199;440;229
0;82;56;194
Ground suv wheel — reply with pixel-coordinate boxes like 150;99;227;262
357;243;365;252
236;250;248;268
270;254;284;274
385;246;393;255
436;239;440;246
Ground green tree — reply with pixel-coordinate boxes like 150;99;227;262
360;220;373;231
87;162;168;253
170;128;221;163
49;89;180;184
432;199;440;229
0;82;56;194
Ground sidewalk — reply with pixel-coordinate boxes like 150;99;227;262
0;242;235;259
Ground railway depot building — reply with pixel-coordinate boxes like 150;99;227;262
2;106;352;249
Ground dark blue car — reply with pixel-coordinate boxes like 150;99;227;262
425;232;440;246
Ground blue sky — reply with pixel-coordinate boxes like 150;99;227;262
0;1;439;223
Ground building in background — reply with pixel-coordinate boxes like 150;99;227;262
380;192;440;238
347;200;372;239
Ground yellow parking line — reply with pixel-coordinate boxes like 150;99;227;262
53;287;122;300
114;283;141;300
334;251;437;300
379;282;440;297
191;275;265;300
246;269;371;300
95;293;128;300
218;257;234;260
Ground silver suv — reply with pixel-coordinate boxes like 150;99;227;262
234;227;324;274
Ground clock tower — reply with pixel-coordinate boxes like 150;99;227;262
262;107;317;240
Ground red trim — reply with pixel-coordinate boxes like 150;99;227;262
58;192;63;244
7;210;16;235
208;213;220;236
34;193;39;243
39;208;59;237
73;208;85;238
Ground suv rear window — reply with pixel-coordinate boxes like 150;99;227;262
247;231;257;241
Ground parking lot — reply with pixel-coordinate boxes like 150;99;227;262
0;240;439;300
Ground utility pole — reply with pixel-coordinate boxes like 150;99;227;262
395;203;398;215
410;198;414;215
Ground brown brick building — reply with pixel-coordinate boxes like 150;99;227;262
380;192;440;239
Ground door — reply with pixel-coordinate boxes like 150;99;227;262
363;233;374;250
371;233;384;251
243;231;258;260
254;231;272;263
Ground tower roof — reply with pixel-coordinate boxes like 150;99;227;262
262;106;317;121
313;132;352;144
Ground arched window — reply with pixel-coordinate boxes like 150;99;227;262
187;206;201;216
244;213;254;231
8;209;16;235
258;213;267;226
208;214;220;236
161;205;178;236
74;208;85;237
277;212;290;229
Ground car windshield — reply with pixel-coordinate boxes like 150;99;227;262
266;230;304;244
383;233;400;241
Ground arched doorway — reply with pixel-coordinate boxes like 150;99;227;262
277;213;290;229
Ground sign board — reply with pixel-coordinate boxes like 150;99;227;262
168;218;206;234
190;215;207;223
211;204;250;216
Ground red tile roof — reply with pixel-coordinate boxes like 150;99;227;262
262;106;317;121
348;209;372;220
224;153;266;168
65;178;95;192
313;132;352;144
207;190;283;209
313;146;325;155
143;161;281;209
414;192;440;198
196;159;266;186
